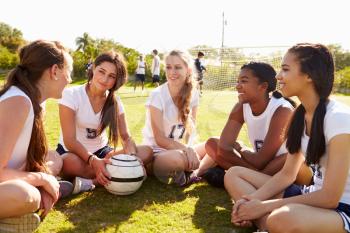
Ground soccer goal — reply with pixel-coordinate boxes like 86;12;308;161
188;46;289;91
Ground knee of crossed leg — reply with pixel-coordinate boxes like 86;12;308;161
8;180;41;214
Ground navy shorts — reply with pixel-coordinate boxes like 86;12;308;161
283;184;350;232
152;75;160;83
56;143;113;159
136;74;145;82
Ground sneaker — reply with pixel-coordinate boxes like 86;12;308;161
172;171;203;187
172;171;187;187
202;166;225;188
58;180;73;199
72;177;95;194
0;213;40;233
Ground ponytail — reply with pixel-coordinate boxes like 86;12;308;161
286;105;305;156
176;76;194;135
305;99;327;165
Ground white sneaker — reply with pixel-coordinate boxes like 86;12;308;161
72;177;95;194
0;213;40;233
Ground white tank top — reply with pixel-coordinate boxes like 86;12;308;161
0;86;34;169
243;96;293;156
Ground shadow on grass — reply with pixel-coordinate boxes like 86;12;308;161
37;178;255;233
186;184;255;233
44;177;191;233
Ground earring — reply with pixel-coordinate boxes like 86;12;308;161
54;76;58;81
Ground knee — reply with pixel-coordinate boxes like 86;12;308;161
46;151;63;176
5;180;41;213
137;146;154;165
225;166;246;179
205;137;218;158
267;204;302;233
153;150;185;170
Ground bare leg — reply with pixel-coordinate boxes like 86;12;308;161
45;150;63;176
267;204;346;233
152;150;188;184
61;153;96;180
0;180;41;218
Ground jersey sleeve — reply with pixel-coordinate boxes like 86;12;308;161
190;89;200;108
58;87;77;111
325;110;350;143
116;96;125;115
146;90;162;110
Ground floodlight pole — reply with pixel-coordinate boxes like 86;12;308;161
220;11;225;67
221;11;225;48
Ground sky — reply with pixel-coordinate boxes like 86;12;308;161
1;0;350;54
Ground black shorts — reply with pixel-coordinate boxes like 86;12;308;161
56;143;113;159
136;74;145;82
152;75;160;83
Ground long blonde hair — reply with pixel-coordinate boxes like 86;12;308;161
165;50;195;135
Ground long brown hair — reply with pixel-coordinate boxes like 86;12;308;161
0;40;69;172
166;50;195;133
87;52;127;148
285;43;334;165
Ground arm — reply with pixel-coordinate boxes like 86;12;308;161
0;97;59;200
240;106;293;170
217;103;254;168
59;104;93;163
59;104;111;185
118;113;137;155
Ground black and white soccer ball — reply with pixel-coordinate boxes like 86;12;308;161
105;154;146;195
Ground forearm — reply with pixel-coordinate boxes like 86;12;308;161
216;147;255;170
0;168;44;187
122;137;137;154
155;136;187;150
250;170;294;200
64;139;93;163
241;150;274;170
262;189;340;214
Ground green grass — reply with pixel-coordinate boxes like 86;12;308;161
3;76;350;232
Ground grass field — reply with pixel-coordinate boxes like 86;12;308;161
2;74;350;232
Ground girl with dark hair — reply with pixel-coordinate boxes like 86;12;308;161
142;50;206;186
226;43;350;233
198;62;306;188
0;40;73;232
57;51;153;194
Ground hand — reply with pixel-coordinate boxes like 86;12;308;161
39;188;55;218
39;172;60;203
233;141;244;152
91;157;112;186
236;198;267;221
184;147;200;171
231;198;248;225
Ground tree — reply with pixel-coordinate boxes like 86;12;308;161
328;44;350;71
75;33;94;53
0;22;25;52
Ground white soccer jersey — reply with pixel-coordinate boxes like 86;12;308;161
58;84;125;153
243;96;294;156
142;83;199;151
152;55;160;75
301;100;350;205
136;61;146;75
0;86;34;169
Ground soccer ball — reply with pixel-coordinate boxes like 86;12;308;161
105;154;146;195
